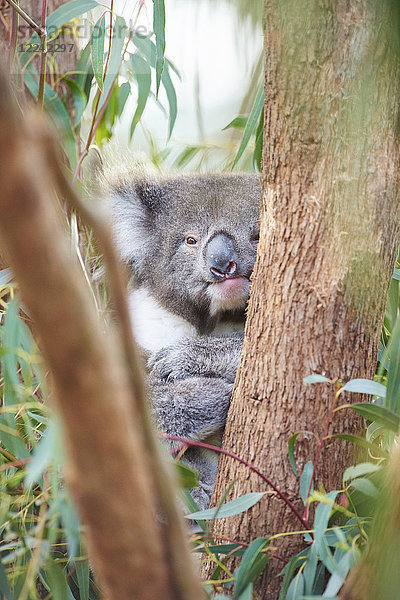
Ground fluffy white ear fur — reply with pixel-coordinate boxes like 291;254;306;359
108;189;150;265
101;160;159;268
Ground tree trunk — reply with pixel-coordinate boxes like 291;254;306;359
0;69;205;600
204;1;400;597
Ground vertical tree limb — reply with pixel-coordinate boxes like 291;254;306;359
0;69;204;600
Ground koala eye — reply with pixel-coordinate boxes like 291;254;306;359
251;231;260;244
185;235;199;246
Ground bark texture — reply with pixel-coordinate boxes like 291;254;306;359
205;1;400;597
0;72;204;600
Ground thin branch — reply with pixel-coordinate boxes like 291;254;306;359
163;433;312;534
2;0;44;36
38;0;48;108
8;1;18;67
303;385;343;522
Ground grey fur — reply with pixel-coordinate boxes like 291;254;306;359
107;169;260;510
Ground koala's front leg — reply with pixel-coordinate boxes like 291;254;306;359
150;376;233;511
150;375;233;441
148;337;242;384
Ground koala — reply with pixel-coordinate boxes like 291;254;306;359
107;168;260;510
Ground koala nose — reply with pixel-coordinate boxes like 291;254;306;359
205;233;238;280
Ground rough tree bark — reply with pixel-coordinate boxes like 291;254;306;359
0;71;205;600
205;1;400;597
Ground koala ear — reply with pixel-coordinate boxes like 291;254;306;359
107;175;165;269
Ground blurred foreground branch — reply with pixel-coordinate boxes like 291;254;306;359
0;68;204;600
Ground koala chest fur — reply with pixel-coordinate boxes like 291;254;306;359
108;169;260;510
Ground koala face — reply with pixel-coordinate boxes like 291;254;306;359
109;172;260;333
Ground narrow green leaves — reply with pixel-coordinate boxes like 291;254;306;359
304;374;330;384
91;13;106;91
130;53;151;138
342;378;386;398
233;538;269;599
98;16;127;112
349;403;400;432
185;492;265;520
152;0;166;96
232;84;264;169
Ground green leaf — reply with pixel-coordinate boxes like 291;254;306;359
130;53;151;138
323;551;355;597
349;403;400;432
342;378;386;398
25;425;56;488
174;146;201;168
304;374;330;384
386;318;400;413
162;65;177;138
152;0;166;95
393;268;400;281
343;462;381;482
349;477;379;498
232;84;264;169
76;559;89;600
194;544;245;557
182;490;206;532
233;538;269;599
185;492;265;520
24;72;77;169
174;462;199;489
253;106;264;170
223;115;248;130
286;570;304;599
0;561;12;600
46;0;99;34
19;0;99;68
288;433;300;477
44;558;69;600
75;42;94;100
331;433;388;457
62;78;87;126
117;81;131;117
300;461;313;505
279;552;308;600
98;16;127;113
0;268;13;287
314;491;338;550
91;13;106;91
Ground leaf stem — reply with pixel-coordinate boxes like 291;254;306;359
38;0;47;108
303;384;343;521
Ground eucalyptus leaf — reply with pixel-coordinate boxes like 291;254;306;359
288;432;300;477
91;13;106;91
349;403;400;432
342;378;386;398
233;538;269;599
232;84;264;168
300;461;313;505
0;268;13;287
349;477;379;499
304;374;330;384
152;0;166;95
343;462;381;482
130;53;151;138
44;558;69;600
185;492;265;520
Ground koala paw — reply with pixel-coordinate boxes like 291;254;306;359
148;345;190;381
